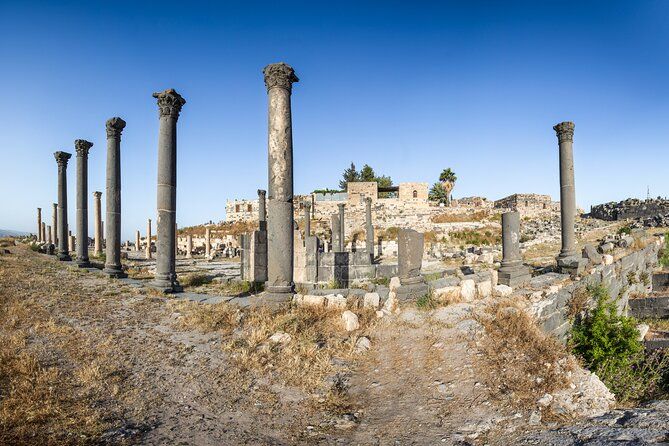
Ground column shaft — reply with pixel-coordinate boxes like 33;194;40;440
75;140;93;267
146;219;152;259
338;204;345;252
554;122;577;258
103;117;126;277
37;208;42;242
52;203;57;246
365;197;374;256
54;152;71;261
93;192;102;256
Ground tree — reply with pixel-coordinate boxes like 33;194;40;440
339;162;360;190
360;164;376;182
438;168;457;205
429;182;449;205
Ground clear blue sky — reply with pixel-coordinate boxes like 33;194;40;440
2;1;669;239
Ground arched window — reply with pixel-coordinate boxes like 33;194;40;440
413;190;418;198
542;203;547;209
525;200;529;207
235;204;240;212
247;204;252;212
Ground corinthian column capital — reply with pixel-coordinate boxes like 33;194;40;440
153;88;186;119
263;62;299;92
54;151;72;167
106;117;126;139
75;139;93;157
553;121;575;143
93;191;102;199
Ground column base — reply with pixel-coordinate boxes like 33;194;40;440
57;253;71;261
263;285;294;304
558;249;578;259
103;265;127;278
396;280;429;303
498;265;531;287
151;278;183;294
76;259;91;268
557;256;588;275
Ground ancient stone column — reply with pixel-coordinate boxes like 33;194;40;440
258;189;267;231
554;121;577;259
365;197;374;257
75;139;93;267
338;203;345;252
135;230;140;251
498;211;530;287
69;234;75;253
151;89;185;292
331;214;340;252
46;224;52;244
205;227;211;258
54;151;72;261
186;234;193;259
51;203;58;246
304;201;311;237
103;117;126;278
146;218;152;259
263;62;299;301
37;208;42;242
93;191;102;256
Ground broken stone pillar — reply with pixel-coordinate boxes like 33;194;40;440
46;224;51;244
93;191;102;256
69;234;75;253
146;218;152;259
338;203;345;252
37;208;42;242
305;235;319;282
365;197;374;258
152;89;185;292
103;117;127;278
51;202;58;246
54;151;72;261
498;211;530;287
396;229;428;301
135;230;140;252
186;234;193;258
205;228;211;258
554;121;577;259
304;201;311;237
263;62;299;301
75;139;93;267
42;223;46;244
258;189;267;231
331;214;341;254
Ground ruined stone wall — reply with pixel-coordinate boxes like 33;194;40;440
452;196;493;209
398;182;429;205
225;199;258;222
493;193;559;217
529;233;661;341
590;198;669;221
347;182;378;204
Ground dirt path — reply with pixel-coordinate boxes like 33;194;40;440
0;245;549;445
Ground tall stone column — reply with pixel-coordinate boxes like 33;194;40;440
51;203;57;246
54;151;72;261
75;139;93;267
338;203;345;252
263;62;299;301
42;223;47;244
46;224;51;244
186;235;193;259
135;230;140;251
304;201;311;237
146;218;152;259
365;197;374;257
498;211;530;287
205;227;211;258
93;191;102;256
258;189;267;231
37;208;42;242
103;117;127;278
554;121;577;259
151;89;185;292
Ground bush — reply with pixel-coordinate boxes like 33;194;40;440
570;284;669;403
617;225;632;235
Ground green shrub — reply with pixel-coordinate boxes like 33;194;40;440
617;225;632;235
416;293;438;310
570;284;669;403
29;243;40;252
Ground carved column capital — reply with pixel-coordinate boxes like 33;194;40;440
106;117;126;139
365;196;373;205
153;88;186;119
304;200;312;209
553;121;575;143
338;203;345;210
93;191;102;199
75;139;93;157
257;189;266;198
54;151;72;167
263;62;299;92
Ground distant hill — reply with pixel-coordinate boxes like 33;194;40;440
0;229;30;237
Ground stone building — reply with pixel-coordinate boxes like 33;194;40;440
493;193;559;216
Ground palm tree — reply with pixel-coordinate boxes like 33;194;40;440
438;168;457;205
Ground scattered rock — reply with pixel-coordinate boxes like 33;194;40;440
433;286;461;304
637;323;650;341
476;280;492;298
389;276;401;292
460;279;476;302
269;332;292;344
354;336;371;353
362;292;380;309
341;311;360;331
326;294;347;309
493;284;513;297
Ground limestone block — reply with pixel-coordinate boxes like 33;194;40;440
491;269;498;287
476;280;492;298
460;279;476;302
433;286;461;304
389;276;401;292
603;254;614;265
269;332;292;344
301;295;326;307
383;291;400;314
326;294;347;309
342;310;360;331
363;292;380;309
354;336;371;353
582;244;603;265
493;284;513;297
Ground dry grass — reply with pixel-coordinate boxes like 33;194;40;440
567;287;591;319
476;299;575;409
171;300;377;406
431;210;491;223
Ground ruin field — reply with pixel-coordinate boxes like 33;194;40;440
4;239;669;445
